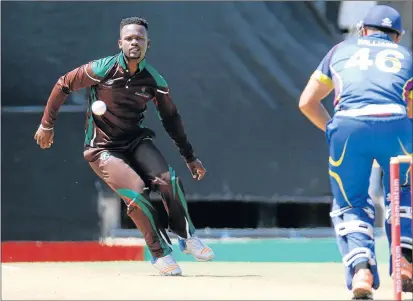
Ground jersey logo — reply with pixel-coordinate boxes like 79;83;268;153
135;87;153;99
99;151;113;165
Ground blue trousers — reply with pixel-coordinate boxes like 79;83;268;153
326;115;412;290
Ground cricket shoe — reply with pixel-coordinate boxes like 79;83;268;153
401;257;413;293
352;269;374;300
151;254;182;276
178;236;215;262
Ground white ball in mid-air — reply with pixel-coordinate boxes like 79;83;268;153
91;100;107;116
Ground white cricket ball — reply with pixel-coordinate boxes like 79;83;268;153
91;100;107;116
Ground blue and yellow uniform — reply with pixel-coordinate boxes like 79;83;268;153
312;6;412;292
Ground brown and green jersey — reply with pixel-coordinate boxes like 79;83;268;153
41;52;195;162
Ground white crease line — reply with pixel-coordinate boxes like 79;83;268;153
2;265;22;270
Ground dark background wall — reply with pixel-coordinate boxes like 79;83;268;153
1;1;340;241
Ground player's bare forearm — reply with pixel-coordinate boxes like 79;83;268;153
299;77;333;132
299;103;331;132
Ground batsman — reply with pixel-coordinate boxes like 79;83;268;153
34;17;214;276
299;5;412;300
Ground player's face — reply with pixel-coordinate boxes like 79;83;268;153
119;24;149;61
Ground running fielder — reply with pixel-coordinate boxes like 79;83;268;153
34;17;214;276
299;5;412;300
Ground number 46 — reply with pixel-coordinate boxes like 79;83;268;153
344;48;404;73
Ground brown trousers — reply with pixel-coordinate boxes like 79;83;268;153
88;138;195;258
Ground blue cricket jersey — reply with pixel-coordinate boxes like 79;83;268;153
312;33;412;112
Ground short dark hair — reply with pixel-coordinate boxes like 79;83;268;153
365;25;399;37
120;17;149;31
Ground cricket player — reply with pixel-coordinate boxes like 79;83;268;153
299;5;412;300
34;17;214;276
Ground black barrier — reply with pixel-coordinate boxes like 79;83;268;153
1;112;100;241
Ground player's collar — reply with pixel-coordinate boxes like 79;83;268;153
118;52;147;73
367;33;393;41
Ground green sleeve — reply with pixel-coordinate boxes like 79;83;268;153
145;63;168;88
90;55;118;78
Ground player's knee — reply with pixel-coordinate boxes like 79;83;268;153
385;205;412;223
332;209;377;267
156;171;172;185
154;166;180;185
116;188;148;214
401;236;412;251
385;189;411;223
335;219;375;244
151;167;185;194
